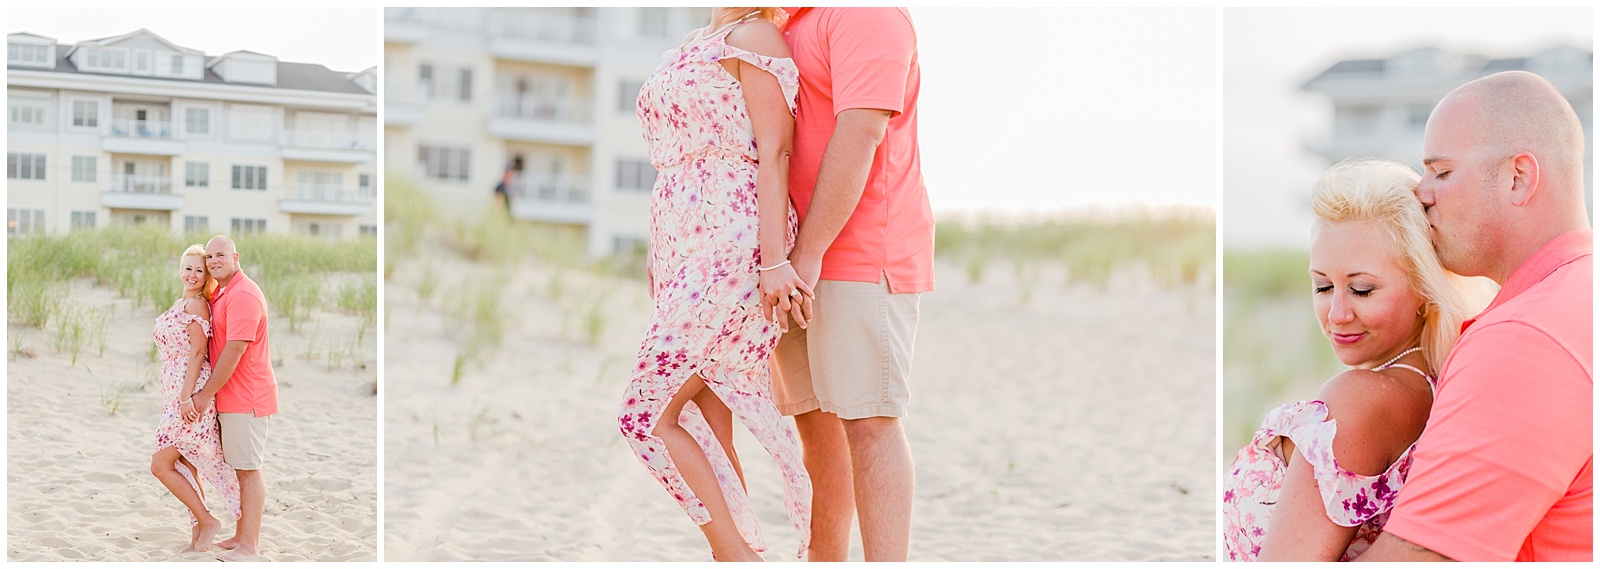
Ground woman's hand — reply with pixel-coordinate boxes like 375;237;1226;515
180;399;198;422
759;262;813;332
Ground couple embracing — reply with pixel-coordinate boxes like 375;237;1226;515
617;7;931;562
150;235;277;560
1225;71;1592;561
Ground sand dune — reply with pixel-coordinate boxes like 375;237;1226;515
7;280;377;562
383;254;1215;561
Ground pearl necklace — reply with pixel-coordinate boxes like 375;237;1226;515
1377;346;1423;369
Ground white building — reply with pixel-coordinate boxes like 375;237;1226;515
1301;45;1593;190
7;29;378;239
383;7;710;257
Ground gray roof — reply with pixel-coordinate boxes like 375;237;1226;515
8;43;369;95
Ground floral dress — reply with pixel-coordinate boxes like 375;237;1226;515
152;297;240;526
1222;363;1434;561
617;17;811;558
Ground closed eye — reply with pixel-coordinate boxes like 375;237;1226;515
1351;287;1374;297
1314;285;1333;294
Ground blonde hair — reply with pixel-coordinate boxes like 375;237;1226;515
179;244;219;302
1310;160;1471;376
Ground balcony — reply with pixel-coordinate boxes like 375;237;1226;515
281;129;375;163
279;184;375;216
103;119;183;155
384;8;428;44
384;84;428;127
488;9;599;66
508;176;592;224
487;97;594;145
102;176;182;210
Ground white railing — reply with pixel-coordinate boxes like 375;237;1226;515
282;129;373;151
284;184;374;203
509;176;590;203
106;118;174;140
107;175;175;194
495;96;592;124
494;10;597;45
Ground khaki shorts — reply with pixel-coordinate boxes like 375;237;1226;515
219;413;270;470
772;277;921;419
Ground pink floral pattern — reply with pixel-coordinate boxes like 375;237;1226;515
152;298;241;526
617;22;811;558
1223;384;1427;561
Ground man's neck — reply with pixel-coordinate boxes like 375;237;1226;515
1491;222;1589;286
216;272;238;288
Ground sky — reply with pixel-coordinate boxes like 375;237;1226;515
915;8;1217;214
7;7;380;73
1223;7;1592;248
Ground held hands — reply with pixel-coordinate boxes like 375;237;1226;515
759;261;814;333
187;392;214;423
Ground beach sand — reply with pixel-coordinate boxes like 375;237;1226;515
7;279;377;562
383;253;1215;561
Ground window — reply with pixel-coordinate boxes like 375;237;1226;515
231;165;268;191
638;8;670;38
418;145;471;181
358;173;374;199
72;100;98;128
7;208;46;236
83;48;126;71
8;43;50;66
170;54;184;74
295;221;343;239
7;153;47;180
70;211;96;232
185;108;210;136
418;64;434;100
458;68;473;102
71;156;97;183
184;215;209;234
615;158;657;192
359;224;377;238
133;50;150;74
231;218;267;235
9;98;46;126
618;79;644;113
185;162;209;188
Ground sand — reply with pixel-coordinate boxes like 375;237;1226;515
7;279;378;562
383;253;1216;562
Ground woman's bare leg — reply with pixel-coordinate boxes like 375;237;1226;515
694;388;746;492
654;374;761;562
151;447;220;552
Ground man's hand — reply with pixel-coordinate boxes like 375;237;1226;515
1353;532;1454;562
189;391;215;423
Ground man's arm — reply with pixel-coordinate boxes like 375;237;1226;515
191;339;248;420
789;108;891;287
1355;532;1454;562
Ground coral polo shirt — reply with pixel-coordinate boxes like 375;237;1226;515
1384;230;1593;561
209;272;278;417
782;7;935;293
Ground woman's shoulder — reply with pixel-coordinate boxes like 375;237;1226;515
1311;368;1432;475
724;19;792;60
182;296;210;319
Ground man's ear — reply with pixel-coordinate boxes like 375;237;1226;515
1508;152;1540;207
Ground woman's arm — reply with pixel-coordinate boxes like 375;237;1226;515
1257;369;1430;560
725;20;811;330
179;298;209;418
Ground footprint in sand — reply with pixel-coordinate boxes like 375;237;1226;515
82;472;126;484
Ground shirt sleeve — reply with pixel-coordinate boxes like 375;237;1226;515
1382;320;1592;561
825;8;915;116
225;292;263;343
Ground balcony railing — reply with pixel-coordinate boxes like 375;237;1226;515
107;119;174;140
509;176;590;203
494;10;597;45
282;129;374;151
495;97;592;124
107;175;175;194
284;184;375;203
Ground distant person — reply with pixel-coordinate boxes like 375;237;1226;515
493;155;523;212
617;7;814;561
191;235;279;562
150;244;240;554
771;7;933;562
1222;160;1476;561
1356;70;1592;562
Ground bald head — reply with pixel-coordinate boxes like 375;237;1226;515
204;234;240;284
1433;71;1586;192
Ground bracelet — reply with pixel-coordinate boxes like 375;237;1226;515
758;259;791;272
180;399;193;405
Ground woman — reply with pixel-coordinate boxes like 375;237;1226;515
1223;161;1479;561
618;7;813;561
150;244;239;553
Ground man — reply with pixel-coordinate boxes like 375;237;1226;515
774;7;933;562
191;235;279;561
1357;71;1592;561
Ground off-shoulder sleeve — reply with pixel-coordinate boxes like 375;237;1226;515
705;42;800;115
178;309;213;338
1266;401;1410;527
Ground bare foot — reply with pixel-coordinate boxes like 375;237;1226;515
186;515;222;554
214;535;240;551
216;546;260;562
181;523;201;553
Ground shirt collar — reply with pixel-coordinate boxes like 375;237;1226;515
1462;229;1592;333
782;7;808;29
